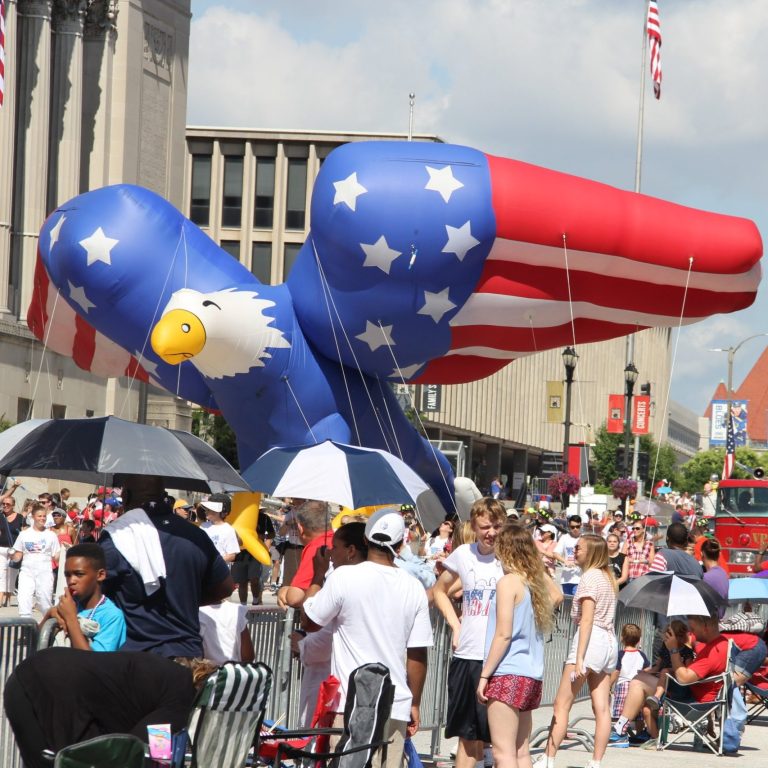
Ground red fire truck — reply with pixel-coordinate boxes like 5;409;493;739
714;476;768;575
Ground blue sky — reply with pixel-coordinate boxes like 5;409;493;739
187;0;768;416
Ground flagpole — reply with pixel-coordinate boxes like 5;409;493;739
634;1;649;195
628;2;650;485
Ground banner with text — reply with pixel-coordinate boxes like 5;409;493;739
607;394;625;433
710;399;748;446
632;395;651;435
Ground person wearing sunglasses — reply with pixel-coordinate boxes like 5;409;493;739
553;515;584;596
626;521;654;582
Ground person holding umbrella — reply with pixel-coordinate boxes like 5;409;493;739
98;475;234;658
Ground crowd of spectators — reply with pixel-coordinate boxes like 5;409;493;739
1;476;767;768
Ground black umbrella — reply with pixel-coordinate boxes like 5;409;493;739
618;571;727;617
0;416;250;493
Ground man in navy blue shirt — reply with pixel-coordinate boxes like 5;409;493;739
100;475;233;658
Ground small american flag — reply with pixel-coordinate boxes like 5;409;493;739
722;409;735;480
0;0;6;108
647;0;662;99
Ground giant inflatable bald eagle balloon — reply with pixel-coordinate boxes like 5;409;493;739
29;142;762;511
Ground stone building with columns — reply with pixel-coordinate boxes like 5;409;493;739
0;0;191;426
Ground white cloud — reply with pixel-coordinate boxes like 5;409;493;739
188;0;768;416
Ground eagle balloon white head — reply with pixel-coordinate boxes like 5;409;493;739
152;287;291;380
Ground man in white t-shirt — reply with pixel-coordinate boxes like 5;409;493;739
303;507;432;768
554;514;583;596
200;494;240;564
432;498;505;768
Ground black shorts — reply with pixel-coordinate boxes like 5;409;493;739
231;552;264;583
445;657;490;742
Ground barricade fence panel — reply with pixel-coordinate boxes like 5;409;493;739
0;617;40;768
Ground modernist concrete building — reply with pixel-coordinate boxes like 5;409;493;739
0;0;191;428
182;127;675;493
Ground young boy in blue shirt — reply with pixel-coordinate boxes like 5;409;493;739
41;543;126;651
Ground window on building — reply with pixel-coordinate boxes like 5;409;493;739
222;156;244;228
51;404;66;420
220;240;240;260
283;243;302;277
86;409;95;418
17;398;32;422
190;155;212;226
252;242;272;284
253;158;276;229
285;159;308;231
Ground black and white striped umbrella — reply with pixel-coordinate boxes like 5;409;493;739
618;571;727;617
0;416;249;493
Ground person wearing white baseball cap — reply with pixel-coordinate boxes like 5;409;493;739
303;507;433;768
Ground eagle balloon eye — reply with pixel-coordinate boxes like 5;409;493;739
181;323;190;333
202;300;221;310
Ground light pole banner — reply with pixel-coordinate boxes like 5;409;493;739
547;380;564;423
710;399;748;446
632;395;651;435
607;394;625;433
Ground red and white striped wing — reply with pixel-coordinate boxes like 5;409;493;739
28;254;149;382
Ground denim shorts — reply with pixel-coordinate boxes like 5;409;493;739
731;638;768;678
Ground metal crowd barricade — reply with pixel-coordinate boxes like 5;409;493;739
244;603;454;748
0;617;40;768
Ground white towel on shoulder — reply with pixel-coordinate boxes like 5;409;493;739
106;508;166;595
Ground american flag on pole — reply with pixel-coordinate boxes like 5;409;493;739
722;409;735;480
647;0;662;99
0;0;6;108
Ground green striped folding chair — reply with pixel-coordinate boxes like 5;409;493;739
187;661;272;768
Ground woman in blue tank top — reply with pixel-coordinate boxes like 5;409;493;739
477;524;563;768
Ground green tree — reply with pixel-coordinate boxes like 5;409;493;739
591;422;679;491
191;410;239;469
678;447;766;493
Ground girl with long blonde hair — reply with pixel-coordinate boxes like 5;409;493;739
477;524;563;768
538;534;618;768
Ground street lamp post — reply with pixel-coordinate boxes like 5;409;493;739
623;362;639;477
710;332;768;400
562;347;579;475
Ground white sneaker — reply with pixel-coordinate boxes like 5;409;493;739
585;761;601;768
532;755;554;768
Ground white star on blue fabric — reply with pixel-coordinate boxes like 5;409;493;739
49;216;65;255
356;320;395;352
79;227;119;266
389;362;425;380
333;172;368;211
360;236;401;274
133;352;160;380
418;287;456;323
425;165;464;203
442;221;480;262
67;281;95;313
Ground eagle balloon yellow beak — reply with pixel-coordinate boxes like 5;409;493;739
151;309;207;365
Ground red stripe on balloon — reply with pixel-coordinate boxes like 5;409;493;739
485;153;762;276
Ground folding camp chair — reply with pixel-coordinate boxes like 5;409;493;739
261;662;394;768
257;675;341;764
52;733;146;768
657;640;733;755
745;669;768;724
183;661;272;768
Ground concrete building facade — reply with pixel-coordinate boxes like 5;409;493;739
183;127;674;492
0;0;191;427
